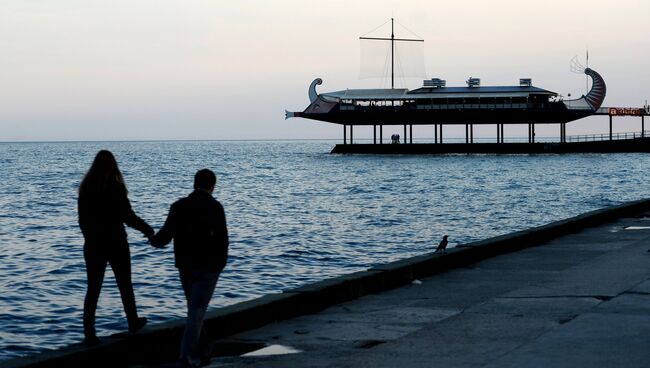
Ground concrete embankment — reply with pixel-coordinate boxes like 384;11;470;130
6;198;650;368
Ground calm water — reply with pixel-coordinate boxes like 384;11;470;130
1;140;650;360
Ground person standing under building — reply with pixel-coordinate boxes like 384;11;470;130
150;169;229;367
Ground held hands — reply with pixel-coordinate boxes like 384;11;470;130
147;233;166;249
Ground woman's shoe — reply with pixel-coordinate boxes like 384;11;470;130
83;335;101;346
128;317;148;333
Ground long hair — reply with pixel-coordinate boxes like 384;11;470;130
79;150;127;196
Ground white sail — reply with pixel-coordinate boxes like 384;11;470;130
359;39;426;80
358;19;426;85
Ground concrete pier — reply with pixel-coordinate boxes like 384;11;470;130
331;137;650;154
6;199;650;367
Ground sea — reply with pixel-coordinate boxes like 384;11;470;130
2;140;650;361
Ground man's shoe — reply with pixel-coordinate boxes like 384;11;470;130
199;355;211;367
176;357;198;368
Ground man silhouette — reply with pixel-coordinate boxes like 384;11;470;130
150;169;229;367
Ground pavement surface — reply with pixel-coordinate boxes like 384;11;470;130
202;213;650;368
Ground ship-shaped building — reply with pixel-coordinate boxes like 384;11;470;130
286;19;648;154
288;68;605;127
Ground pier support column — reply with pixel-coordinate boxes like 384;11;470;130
373;125;376;144
642;116;645;138
532;124;535;143
528;124;536;143
440;124;443;144
351;125;354;144
465;124;469;144
343;125;347;145
410;125;413;144
380;125;383;144
434;124;438;144
609;115;613;140
470;124;474;143
403;125;407;144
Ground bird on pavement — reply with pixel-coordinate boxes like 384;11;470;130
435;235;449;253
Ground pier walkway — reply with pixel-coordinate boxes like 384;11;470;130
212;209;650;367
7;200;650;368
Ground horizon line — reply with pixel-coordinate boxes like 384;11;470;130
1;131;645;145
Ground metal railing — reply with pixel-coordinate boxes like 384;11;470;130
343;132;650;145
565;131;650;143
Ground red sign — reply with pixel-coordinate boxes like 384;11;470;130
609;107;644;116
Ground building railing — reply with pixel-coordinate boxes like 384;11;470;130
346;131;650;145
340;102;540;111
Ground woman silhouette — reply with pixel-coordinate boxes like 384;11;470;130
78;150;153;344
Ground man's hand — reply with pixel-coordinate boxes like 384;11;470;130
148;235;166;248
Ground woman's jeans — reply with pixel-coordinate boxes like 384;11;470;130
83;242;139;338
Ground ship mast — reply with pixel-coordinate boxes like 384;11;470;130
360;18;424;89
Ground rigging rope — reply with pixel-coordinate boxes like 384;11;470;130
360;19;391;38
394;19;424;40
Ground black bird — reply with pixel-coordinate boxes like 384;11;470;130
435;235;449;253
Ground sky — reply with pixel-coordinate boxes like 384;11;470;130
1;0;649;142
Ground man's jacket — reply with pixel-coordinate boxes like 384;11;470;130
151;189;228;273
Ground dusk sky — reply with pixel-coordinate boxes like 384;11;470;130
1;0;649;142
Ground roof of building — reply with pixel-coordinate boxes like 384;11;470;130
322;89;409;100
321;85;557;100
